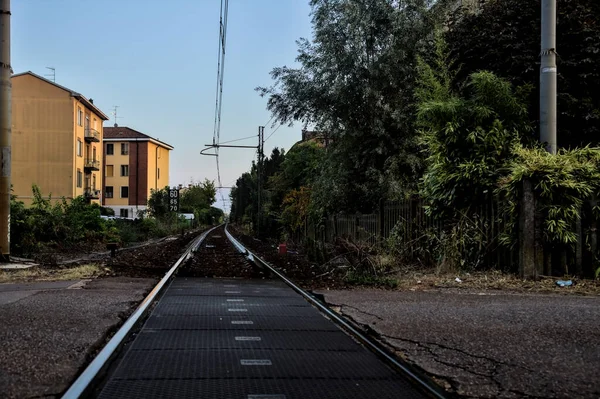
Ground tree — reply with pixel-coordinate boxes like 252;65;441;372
269;142;323;199
229;148;288;234
417;60;531;218
445;0;600;148
257;0;437;213
147;186;172;219
196;206;224;225
229;172;255;224
180;179;216;214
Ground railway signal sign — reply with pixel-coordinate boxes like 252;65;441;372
169;188;180;212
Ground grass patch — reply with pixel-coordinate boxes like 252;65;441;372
345;271;399;288
0;264;106;284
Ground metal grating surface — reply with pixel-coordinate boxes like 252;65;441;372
96;277;427;398
166;287;300;297
131;330;359;351
143;315;340;331
153;302;320;317
108;349;402;380
99;378;424;399
159;295;309;307
170;278;288;288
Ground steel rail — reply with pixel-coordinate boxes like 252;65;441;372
61;225;220;399
224;224;447;399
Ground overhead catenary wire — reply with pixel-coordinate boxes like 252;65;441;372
211;0;229;211
263;115;274;128
218;135;256;145
264;123;283;142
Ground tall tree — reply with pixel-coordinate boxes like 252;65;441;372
180;179;217;214
257;0;436;214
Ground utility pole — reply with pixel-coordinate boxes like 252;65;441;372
257;126;264;237
540;0;557;154
0;0;10;260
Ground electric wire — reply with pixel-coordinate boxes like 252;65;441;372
263;115;274;128
219;135;256;145
264;123;283;142
211;0;229;211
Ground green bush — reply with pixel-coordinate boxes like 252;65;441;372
9;184;193;255
498;146;600;247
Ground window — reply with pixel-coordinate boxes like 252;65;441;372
106;165;114;177
77;139;82;157
85;115;90;129
77;107;83;126
76;169;82;188
105;186;113;198
121;186;129;198
121;143;129;155
93;118;97;129
120;165;129;176
93;147;97;161
106;143;114;155
157;168;160;179
92;175;96;190
120;208;129;218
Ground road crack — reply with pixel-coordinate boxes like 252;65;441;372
331;302;385;321
381;333;534;373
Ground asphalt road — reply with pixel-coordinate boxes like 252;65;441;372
319;289;600;398
2;276;598;399
0;277;155;398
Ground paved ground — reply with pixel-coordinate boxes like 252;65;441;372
3;272;599;398
0;277;155;399
318;289;600;398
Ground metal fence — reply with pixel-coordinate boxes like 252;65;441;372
304;197;517;270
299;190;600;277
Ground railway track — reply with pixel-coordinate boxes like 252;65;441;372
62;225;446;399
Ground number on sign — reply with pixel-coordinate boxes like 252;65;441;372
168;189;180;213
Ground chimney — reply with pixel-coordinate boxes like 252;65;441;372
89;98;93;104
114;123;118;127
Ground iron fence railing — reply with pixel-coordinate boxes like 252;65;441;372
303;197;517;270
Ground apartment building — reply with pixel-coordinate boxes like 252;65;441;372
11;71;108;204
102;126;173;218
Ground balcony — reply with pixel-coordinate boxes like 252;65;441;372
84;159;100;172
84;128;100;142
84;188;101;199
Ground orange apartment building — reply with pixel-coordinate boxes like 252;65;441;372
11;71;109;204
102;126;173;218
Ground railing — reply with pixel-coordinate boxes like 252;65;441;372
84;159;100;170
304;197;516;271
84;128;100;142
84;189;101;198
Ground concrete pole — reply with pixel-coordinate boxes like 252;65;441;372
0;0;11;259
540;0;557;154
256;126;263;236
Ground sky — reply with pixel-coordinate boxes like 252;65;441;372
11;0;314;212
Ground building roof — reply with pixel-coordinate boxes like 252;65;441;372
12;71;110;120
103;126;174;150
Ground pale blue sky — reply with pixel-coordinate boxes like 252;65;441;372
11;0;313;211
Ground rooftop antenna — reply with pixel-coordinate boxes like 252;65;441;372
45;67;55;82
112;106;122;127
